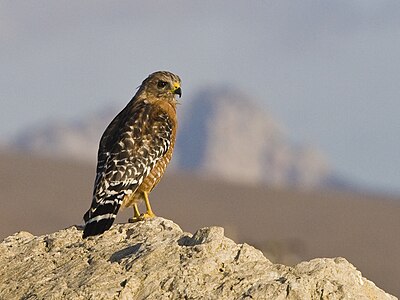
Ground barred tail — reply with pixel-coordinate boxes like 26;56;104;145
82;195;123;238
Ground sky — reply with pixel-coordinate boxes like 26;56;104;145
1;1;400;194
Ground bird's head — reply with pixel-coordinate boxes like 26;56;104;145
139;71;182;104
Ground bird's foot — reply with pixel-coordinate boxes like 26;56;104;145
128;212;156;223
128;216;141;223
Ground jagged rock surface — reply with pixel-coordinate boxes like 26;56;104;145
0;218;395;300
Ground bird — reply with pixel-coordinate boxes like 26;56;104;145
82;71;182;238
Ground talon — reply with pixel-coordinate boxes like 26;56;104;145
128;192;156;223
141;212;156;219
128;216;143;223
128;212;155;223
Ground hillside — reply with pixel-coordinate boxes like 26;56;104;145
177;88;331;188
0;150;399;296
0;218;395;299
9;88;336;189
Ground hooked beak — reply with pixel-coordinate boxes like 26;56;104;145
173;82;182;98
174;87;182;98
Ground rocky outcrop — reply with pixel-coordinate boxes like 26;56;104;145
0;218;395;300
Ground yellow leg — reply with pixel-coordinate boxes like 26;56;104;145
128;203;142;223
133;203;141;218
143;191;156;218
128;193;156;223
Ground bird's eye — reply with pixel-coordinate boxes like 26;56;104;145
157;80;168;89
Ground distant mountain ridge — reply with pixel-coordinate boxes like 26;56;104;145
10;87;338;189
176;88;331;188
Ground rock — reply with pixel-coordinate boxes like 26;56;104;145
0;218;396;299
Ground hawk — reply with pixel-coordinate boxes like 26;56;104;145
82;71;182;238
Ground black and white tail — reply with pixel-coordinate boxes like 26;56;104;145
82;194;124;238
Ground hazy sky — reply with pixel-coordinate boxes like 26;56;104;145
1;1;400;193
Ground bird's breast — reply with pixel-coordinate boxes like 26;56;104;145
138;140;175;193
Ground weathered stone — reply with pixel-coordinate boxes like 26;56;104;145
0;218;396;299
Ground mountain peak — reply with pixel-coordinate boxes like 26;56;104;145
9;87;334;189
177;87;330;187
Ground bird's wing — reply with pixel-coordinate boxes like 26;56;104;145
83;102;173;237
